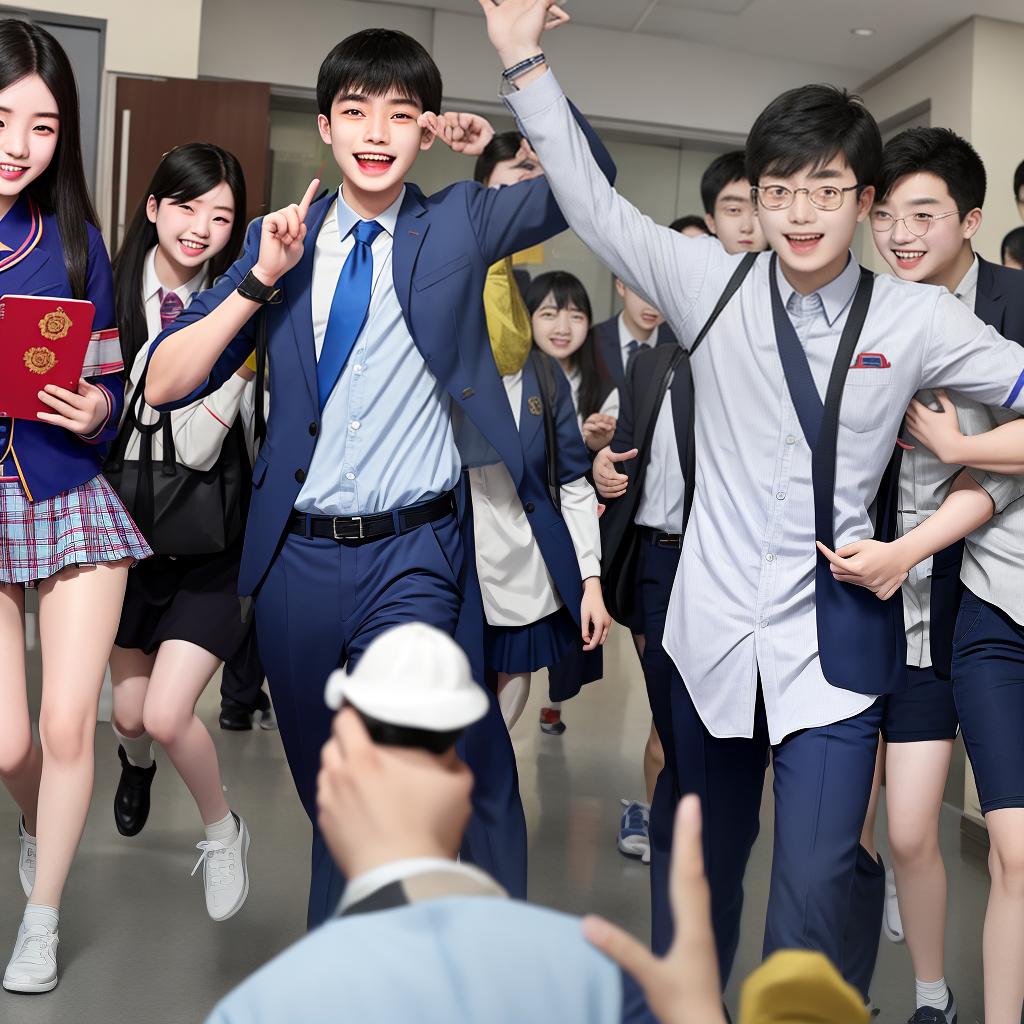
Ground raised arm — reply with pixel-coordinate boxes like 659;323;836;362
479;0;710;333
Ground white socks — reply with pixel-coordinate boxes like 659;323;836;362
23;904;58;932
497;674;531;730
916;977;949;1011
113;724;154;770
204;811;239;846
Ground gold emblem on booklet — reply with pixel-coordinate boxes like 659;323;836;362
38;306;72;342
24;346;57;375
527;396;543;416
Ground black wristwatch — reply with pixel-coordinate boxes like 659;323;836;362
237;269;281;305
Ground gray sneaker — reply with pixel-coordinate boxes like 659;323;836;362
191;814;251;922
3;920;58;993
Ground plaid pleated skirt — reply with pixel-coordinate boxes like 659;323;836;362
0;474;152;585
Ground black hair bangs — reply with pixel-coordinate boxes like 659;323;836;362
524;270;594;323
317;29;442;119
700;151;749;214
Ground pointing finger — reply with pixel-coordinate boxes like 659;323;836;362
298;178;320;220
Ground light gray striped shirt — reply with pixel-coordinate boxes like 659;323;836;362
506;71;1024;742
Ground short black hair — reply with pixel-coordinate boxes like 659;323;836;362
877;127;986;218
669;214;710;234
746;84;882;191
316;29;442;120
1002;226;1024;267
474;131;522;184
1014;159;1024;202
700;151;749;214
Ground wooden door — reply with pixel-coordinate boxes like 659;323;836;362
111;77;271;251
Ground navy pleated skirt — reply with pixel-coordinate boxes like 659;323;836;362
484;606;577;675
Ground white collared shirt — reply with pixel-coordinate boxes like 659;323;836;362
616;311;655;373
634;374;686;536
337;858;500;916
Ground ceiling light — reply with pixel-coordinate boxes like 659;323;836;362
851;27;875;37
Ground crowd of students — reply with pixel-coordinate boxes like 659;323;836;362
2;2;1024;1020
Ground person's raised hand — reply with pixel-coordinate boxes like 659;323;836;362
316;708;474;881
37;378;109;435
254;178;319;287
477;0;569;68
582;412;617;452
593;446;637;500
582;796;727;1024
418;111;495;156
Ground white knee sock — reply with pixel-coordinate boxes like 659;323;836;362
112;723;154;769
498;674;531;730
204;811;239;846
916;976;949;1010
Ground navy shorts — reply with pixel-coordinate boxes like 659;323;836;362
880;663;959;743
953;589;1024;813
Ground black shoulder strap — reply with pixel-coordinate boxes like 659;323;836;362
689;250;758;357
531;350;562;510
253;310;269;451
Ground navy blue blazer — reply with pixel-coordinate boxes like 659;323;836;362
0;195;122;502
151;109;615;596
593;315;676;400
928;256;1024;675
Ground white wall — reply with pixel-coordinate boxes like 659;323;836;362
13;0;203;77
199;0;860;138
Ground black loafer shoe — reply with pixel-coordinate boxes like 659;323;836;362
219;706;254;731
114;744;156;837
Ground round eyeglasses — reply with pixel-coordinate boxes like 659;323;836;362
870;209;960;237
752;184;860;211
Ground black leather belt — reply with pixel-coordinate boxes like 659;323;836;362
641;527;683;549
289;491;457;543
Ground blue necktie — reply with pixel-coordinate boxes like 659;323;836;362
317;219;384;411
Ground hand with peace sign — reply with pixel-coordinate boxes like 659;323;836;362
478;0;570;70
254;178;320;287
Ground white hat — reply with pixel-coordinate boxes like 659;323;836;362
324;623;489;732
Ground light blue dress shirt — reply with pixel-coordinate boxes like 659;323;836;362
295;187;462;516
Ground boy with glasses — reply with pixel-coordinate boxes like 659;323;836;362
478;0;1024;999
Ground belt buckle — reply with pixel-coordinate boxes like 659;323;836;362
332;516;364;540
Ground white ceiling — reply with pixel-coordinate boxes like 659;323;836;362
381;0;1024;79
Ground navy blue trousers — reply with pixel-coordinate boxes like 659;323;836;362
255;510;525;927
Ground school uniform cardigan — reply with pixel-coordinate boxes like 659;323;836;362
0;195;123;502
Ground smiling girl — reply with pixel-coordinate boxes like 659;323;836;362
105;144;256;923
0;21;150;993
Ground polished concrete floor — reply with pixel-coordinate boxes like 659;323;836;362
1;625;990;1023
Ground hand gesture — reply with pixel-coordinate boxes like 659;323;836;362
816;539;909;601
255;178;319;286
583;796;727;1024
593;445;637;499
582;412;617;452
37;378;109;436
904;390;962;463
580;577;612;651
418;112;495;156
477;0;570;67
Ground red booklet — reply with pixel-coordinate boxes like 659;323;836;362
0;294;95;420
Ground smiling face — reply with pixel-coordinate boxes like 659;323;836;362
0;73;59;211
147;180;236;278
616;279;664;340
531;291;591;367
755;155;873;292
319;87;432;213
872;171;979;286
706;179;766;254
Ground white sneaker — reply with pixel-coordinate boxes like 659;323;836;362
18;818;36;899
3;920;58;993
882;865;905;943
191;814;250;921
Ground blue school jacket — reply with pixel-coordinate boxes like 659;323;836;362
150;105;615;597
0;195;122;502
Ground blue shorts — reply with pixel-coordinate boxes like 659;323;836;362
880;663;959;743
953;588;1024;813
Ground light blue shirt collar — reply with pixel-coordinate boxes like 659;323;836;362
335;185;405;242
774;250;860;327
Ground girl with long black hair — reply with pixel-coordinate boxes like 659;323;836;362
105;143;257;923
0;20;150;993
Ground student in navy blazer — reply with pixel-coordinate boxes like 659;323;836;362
145;29;615;927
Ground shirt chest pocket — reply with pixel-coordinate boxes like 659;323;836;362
413;253;472;292
838;368;895;434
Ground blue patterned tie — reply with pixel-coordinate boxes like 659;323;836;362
317;219;384;411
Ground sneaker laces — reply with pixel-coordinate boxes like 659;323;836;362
620;799;649;831
191;840;236;890
12;927;56;968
